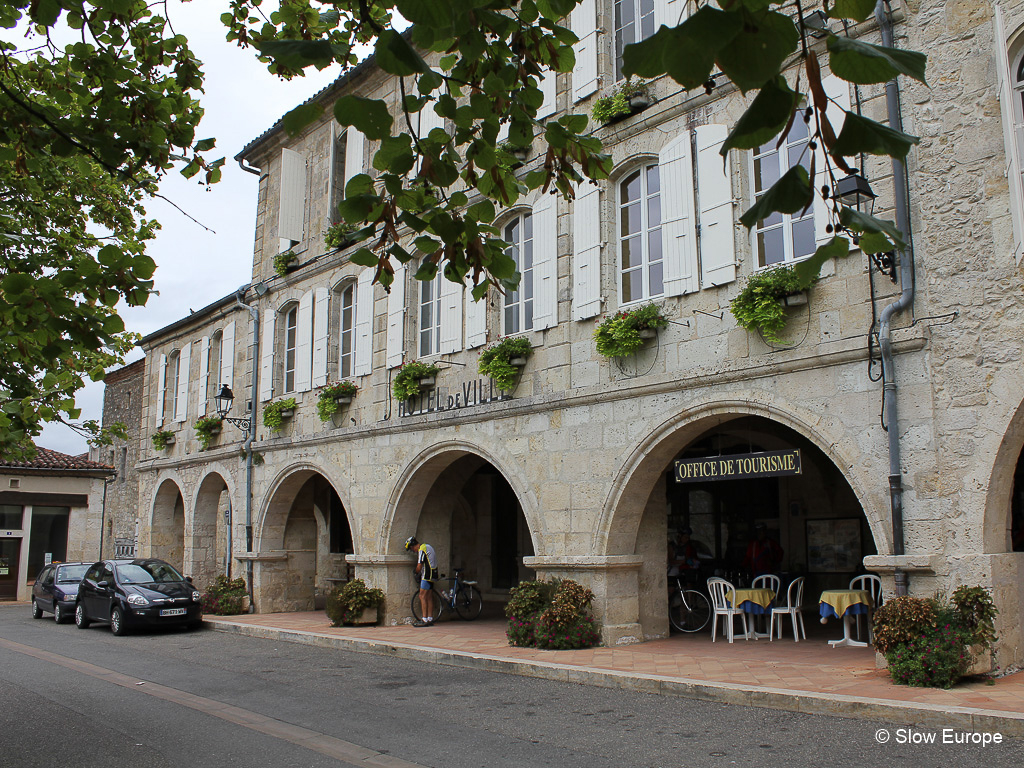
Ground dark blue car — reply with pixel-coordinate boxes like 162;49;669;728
32;562;90;624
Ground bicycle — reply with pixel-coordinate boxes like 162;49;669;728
410;568;483;622
668;575;711;633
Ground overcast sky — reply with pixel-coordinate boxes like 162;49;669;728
40;2;344;455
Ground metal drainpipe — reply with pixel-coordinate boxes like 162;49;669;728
876;0;915;597
234;286;260;612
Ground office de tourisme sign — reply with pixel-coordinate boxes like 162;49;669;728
674;449;802;483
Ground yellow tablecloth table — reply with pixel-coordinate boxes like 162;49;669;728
728;588;776;639
819;589;873;648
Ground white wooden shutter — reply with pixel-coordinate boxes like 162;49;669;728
572;182;603;320
295;291;314;392
219;321;235;392
655;0;684;30
660;132;699;296
418;102;445;137
538;69;557;119
259;309;276;402
532;193;559;329
571;0;598;102
439;275;464;354
354;270;374;376
386;263;407;368
198;335;210;416
343;129;365;190
696;125;737;287
996;4;1024;263
312;287;329;387
813;74;852;245
174;343;191;422
278;148;306;245
464;285;488;349
156;353;167;427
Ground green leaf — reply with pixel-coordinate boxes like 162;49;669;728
794;237;850;287
29;0;61;26
716;10;800;93
334;96;393;140
537;0;577;17
414;236;441;253
254;39;337;71
832;112;919;160
282;102;324;136
349;248;379;268
194;138;216;152
374;134;414;174
827;35;928;85
376;29;431;76
839;208;907;252
739;165;813;229
828;0;878;23
722;76;800;153
467;200;496;223
856;231;893;255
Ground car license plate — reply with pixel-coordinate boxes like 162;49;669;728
160;608;186;617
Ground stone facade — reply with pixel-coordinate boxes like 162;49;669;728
131;2;1024;670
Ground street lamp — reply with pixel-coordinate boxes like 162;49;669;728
214;384;253;432
833;173;877;211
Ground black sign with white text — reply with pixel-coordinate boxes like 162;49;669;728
674;449;802;483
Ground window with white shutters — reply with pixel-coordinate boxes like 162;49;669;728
572;182;603;321
278;148;306;250
386;263;407;369
312;287;329;388
329;128;347;223
619;165;663;304
419;271;443;357
198;335;210;416
614;0;655;82
283;305;299;393
504;213;535;334
571;0;598;102
354;269;374;376
156;353;167;426
219;321;235;392
997;5;1024;263
338;282;356;378
531;193;559;330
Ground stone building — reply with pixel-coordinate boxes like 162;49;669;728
0;448;114;601
133;2;1024;669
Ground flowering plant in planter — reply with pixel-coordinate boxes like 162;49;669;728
262;397;297;432
505;578;600;650
392;360;440;401
593;302;668;358
478;336;532;390
273;250;298;276
325;578;385;626
151;429;175;450
324;221;358;250
316;380;359;421
193;415;223;450
591;78;651;124
729;264;813;343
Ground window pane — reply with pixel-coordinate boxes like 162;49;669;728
621;170;641;203
649;261;663;297
789;116;809;142
792;216;816;259
758;228;785;266
524;300;533;331
618;0;635;29
640;0;655;40
0;505;22;529
524;212;533;240
505;305;518;334
648;229;662;265
646;165;660;194
755;153;779;192
789;142;810;171
621;235;640;269
621;269;638;304
623;201;641;235
647;194;661;228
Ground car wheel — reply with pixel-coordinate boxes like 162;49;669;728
74;603;90;629
53;602;65;624
31;600;43;619
110;606;127;636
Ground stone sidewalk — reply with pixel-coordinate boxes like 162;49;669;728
205;611;1024;736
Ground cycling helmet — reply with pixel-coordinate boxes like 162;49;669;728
404;536;417;551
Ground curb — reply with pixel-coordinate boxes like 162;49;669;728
206;618;1024;737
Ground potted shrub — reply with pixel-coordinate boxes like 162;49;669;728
729;264;813;343
592;78;651;125
392;360;440;401
593;303;668;358
324;221;358;250
151;430;175;450
262;397;297;432
325;578;385;626
194;415;223;450
273;250;298;276
478;336;533;390
317;380;359;421
201;575;249;615
505;578;601;650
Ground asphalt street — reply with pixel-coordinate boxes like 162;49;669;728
0;604;1021;768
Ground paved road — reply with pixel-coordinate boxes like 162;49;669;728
0;604;1020;767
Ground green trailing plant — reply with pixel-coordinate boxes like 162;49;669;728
591;78;650;124
201;575;248;615
324;221;358;250
873;596;938;655
325;578;385;626
392;360;440;401
729;264;813;343
193;415;223;450
950;584;999;650
273;250;298;276
151;430;175;450
262;398;297;432
316;380;359;421
478;336;532;390
593;303;668;358
505;578;600;650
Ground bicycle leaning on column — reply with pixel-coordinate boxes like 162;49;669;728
410;568;484;622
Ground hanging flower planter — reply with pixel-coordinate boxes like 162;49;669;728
478;336;534;390
392;361;441;401
317;381;359;421
509;356;528;367
151;430;175;450
638;328;657;339
262;398;298;432
418;376;436;388
593;303;669;358
730;264;816;343
783;292;808;307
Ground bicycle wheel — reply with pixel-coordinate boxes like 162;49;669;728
454;585;483;620
669;590;711;633
410;588;446;622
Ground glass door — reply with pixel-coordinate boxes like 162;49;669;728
0;538;21;600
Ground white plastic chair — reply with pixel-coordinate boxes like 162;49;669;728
849;574;883;642
750;574;780;639
770;576;806;642
707;577;749;643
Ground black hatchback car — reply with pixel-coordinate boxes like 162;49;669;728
75;558;203;635
32;561;90;623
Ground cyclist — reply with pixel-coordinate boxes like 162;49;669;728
405;536;437;627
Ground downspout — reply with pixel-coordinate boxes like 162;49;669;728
235;286;260;611
99;472;115;560
876;0;915;597
237;158;261;176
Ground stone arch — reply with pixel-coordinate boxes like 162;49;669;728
189;466;237;588
149;476;187;567
982;398;1024;553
